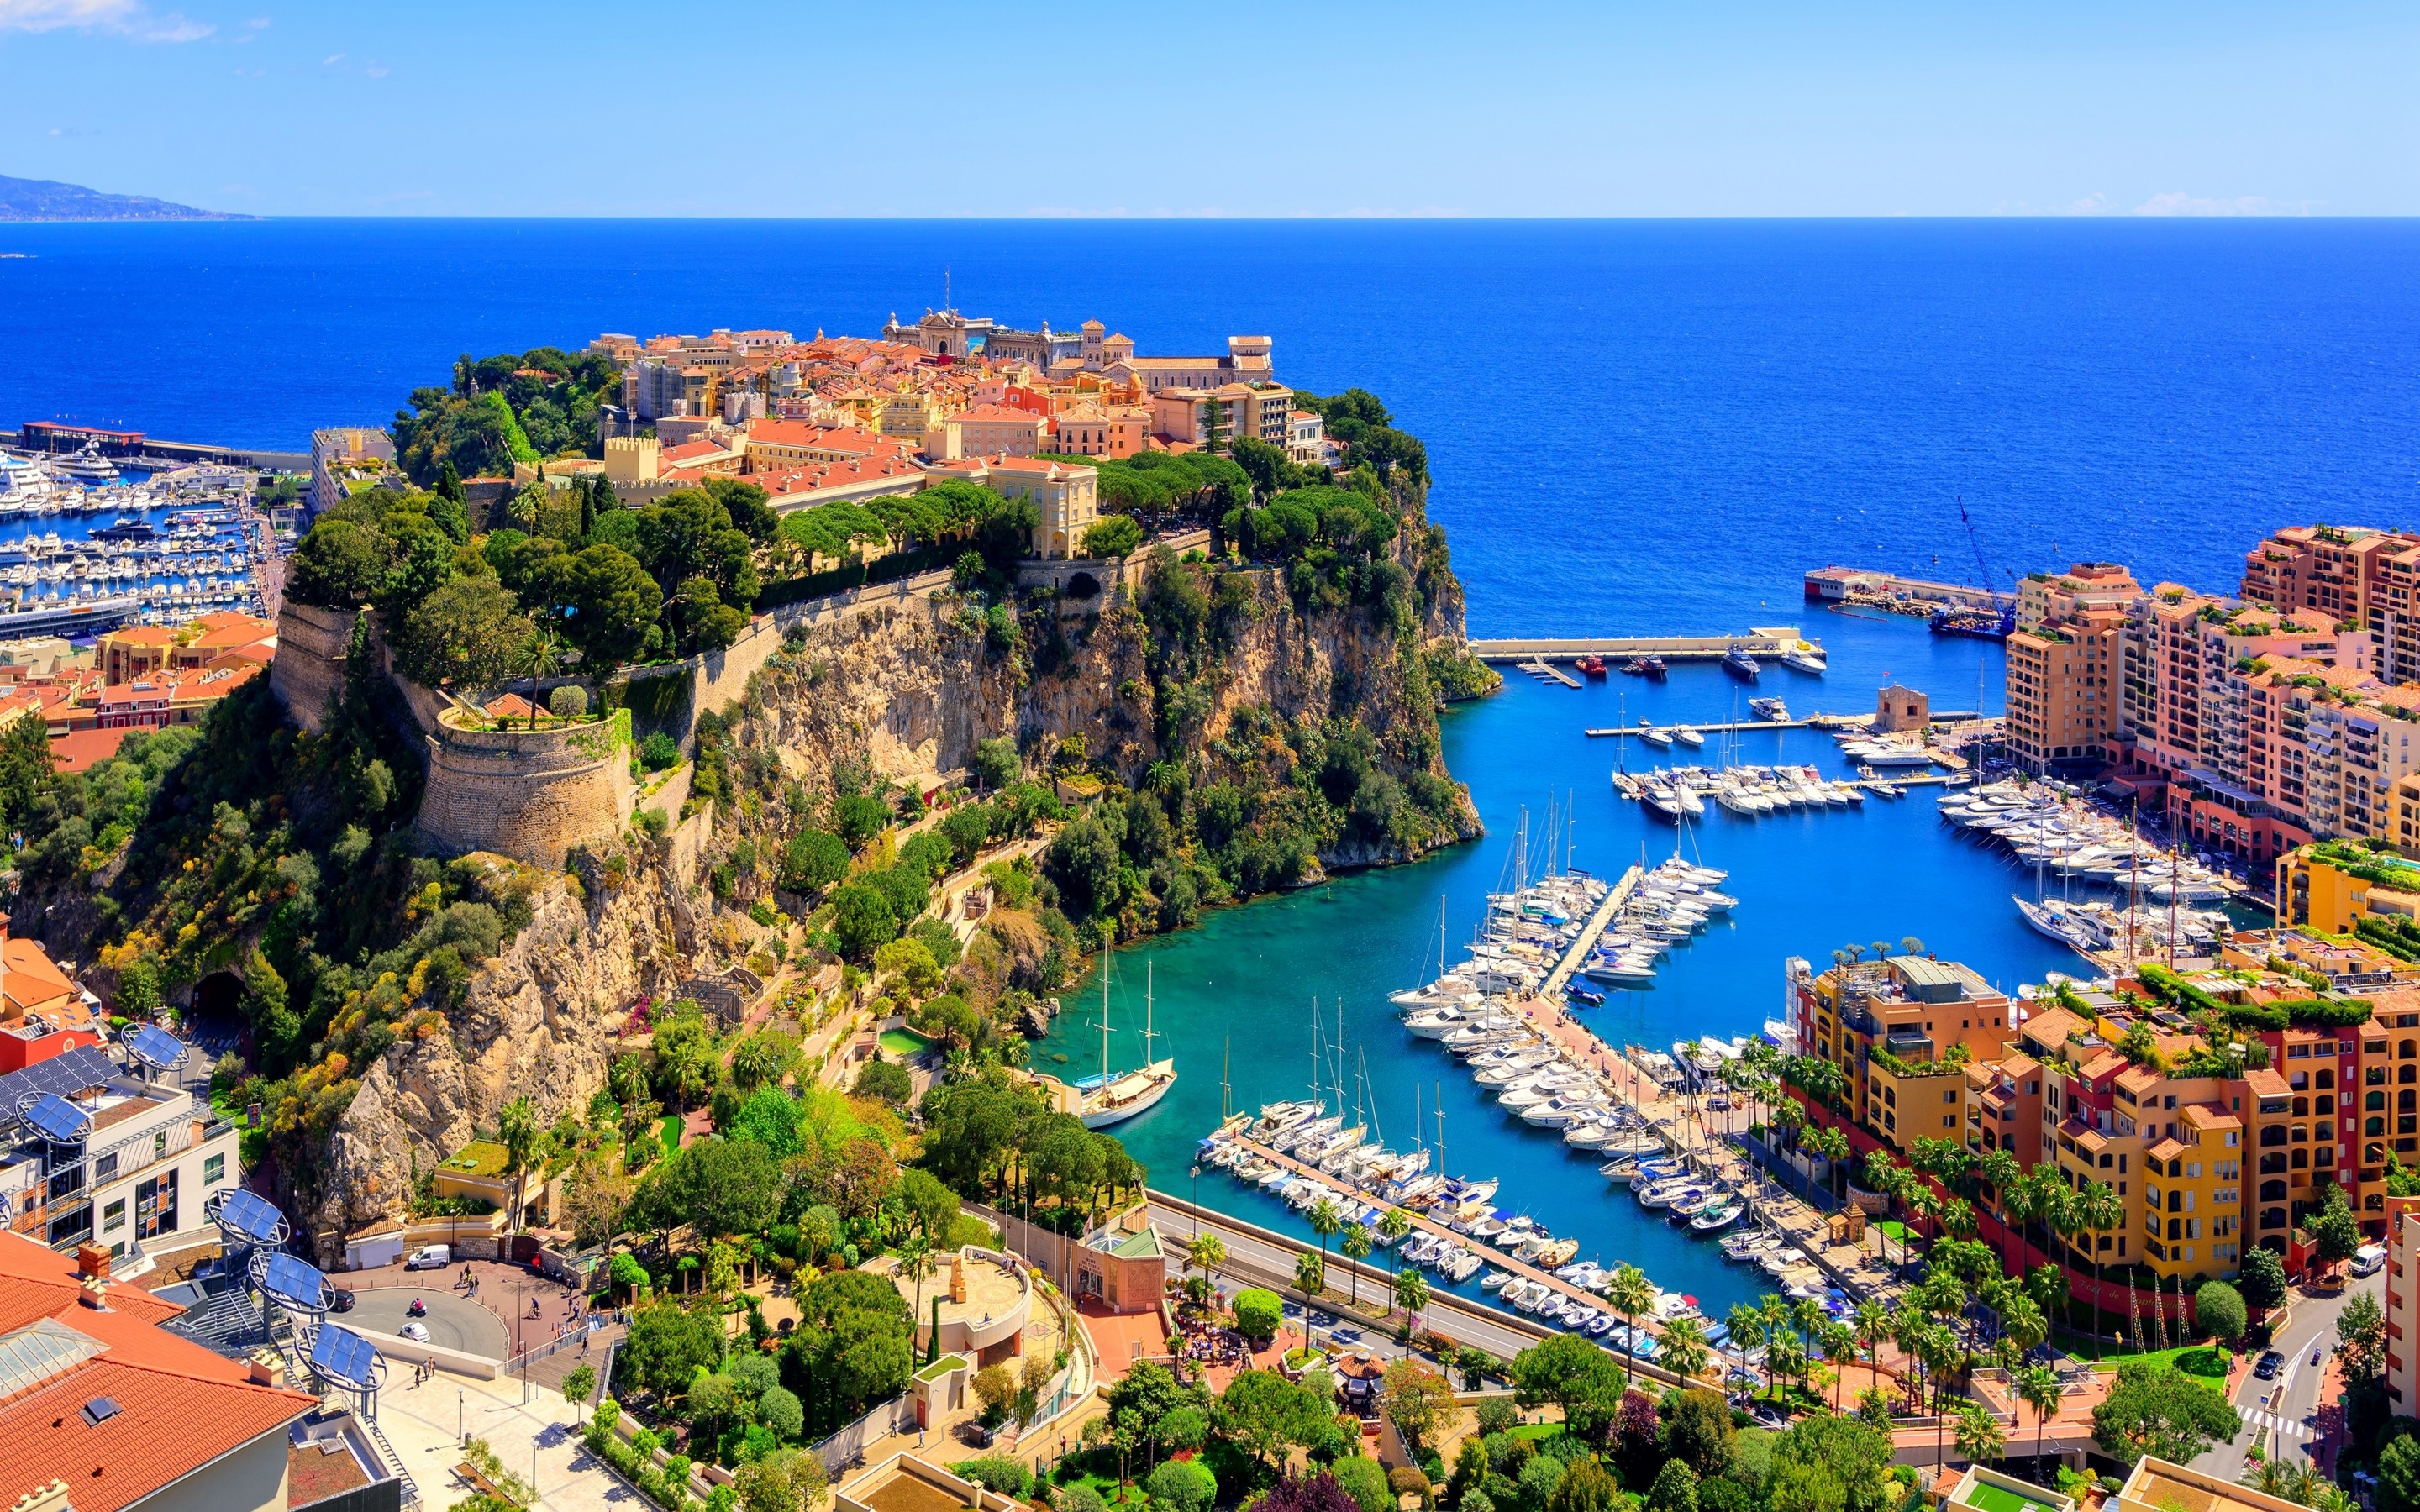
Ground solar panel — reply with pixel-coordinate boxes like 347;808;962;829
254;1251;330;1312
124;1024;187;1073
0;1046;116;1110
208;1188;287;1247
21;1095;89;1144
309;1326;381;1391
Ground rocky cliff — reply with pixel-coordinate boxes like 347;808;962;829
302;483;1481;1250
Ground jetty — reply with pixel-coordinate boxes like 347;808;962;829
1803;567;2014;612
1470;627;1812;664
1542;864;1639;999
1516;660;1581;688
1586;715;1869;738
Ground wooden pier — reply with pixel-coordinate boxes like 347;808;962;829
1470;626;1813;664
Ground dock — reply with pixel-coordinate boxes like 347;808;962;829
1803;567;2014;612
1543;865;1639;999
1470;626;1812;664
1586;715;1870;738
1517;661;1581;688
1222;1130;1678;1347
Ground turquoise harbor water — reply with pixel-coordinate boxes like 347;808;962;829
1040;612;2082;1321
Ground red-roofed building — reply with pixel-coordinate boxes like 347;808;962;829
46;727;130;776
655;438;743;480
0;1231;326;1511
938;404;1045;461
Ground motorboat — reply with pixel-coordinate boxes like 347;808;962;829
1642;727;1675;749
1722;649;1760;681
1690;1200;1744;1233
1748;696;1787;721
1673;726;1705;748
1779;645;1826;675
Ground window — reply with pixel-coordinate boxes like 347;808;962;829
102;1199;124;1234
95;1152;117;1182
203;1153;224;1187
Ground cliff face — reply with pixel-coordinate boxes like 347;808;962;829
305;484;1479;1248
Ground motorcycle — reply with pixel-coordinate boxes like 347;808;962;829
408;1298;427;1319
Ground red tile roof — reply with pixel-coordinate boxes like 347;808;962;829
0;1232;317;1512
45;728;129;775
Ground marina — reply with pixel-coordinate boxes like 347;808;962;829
1042;610;2054;1332
0;450;273;625
1470;627;1824;666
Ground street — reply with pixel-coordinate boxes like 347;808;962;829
1144;1194;1551;1368
2200;1275;2377;1482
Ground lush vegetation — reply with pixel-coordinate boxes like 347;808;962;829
288;470;778;669
392;348;623;481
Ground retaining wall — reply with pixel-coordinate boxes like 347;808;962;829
269;601;358;734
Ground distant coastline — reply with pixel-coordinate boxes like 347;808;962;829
0;175;249;222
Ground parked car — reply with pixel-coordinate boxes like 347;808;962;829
2254;1351;2286;1380
399;1321;431;1343
404;1245;450;1271
330;1288;355;1313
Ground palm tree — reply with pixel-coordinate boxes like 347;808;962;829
2080;1181;2125;1338
1340;1224;1373;1308
1308;1197;1342;1269
1765;1333;1807;1403
1852;1301;1892;1394
1923;1328;1963;1470
1393;1268;1429;1338
1953;1403;2007;1467
1294;1249;1326;1303
514;627;562;729
1725;1303;1767;1394
1605;1263;1655;1381
1186;1231;1227;1285
497;1095;539;1231
1979;1149;2024;1272
1807;1124;1853;1202
1378;1207;1413;1297
1821;1321;1858;1409
901;1239;939;1363
1790;1298;1828;1392
2015;1362;2061;1471
1662;1315;1712;1383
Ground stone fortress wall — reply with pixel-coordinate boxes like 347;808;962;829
415;711;635;869
266;601;356;735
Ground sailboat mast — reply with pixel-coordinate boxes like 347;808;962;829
1222;1035;1232;1122
1141;963;1157;1070
1434;1084;1446;1172
1099;947;1112;1087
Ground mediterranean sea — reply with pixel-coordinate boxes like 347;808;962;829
13;218;2418;1318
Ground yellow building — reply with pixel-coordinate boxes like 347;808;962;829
2277;841;2420;934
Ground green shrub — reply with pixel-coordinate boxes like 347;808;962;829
1149;1458;1218;1512
1233;1288;1283;1341
639;732;681;771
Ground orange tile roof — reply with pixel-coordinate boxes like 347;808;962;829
46;727;130;775
2146;1137;2186;1162
100;627;176;648
0;1231;317;1512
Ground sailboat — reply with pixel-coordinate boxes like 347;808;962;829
1076;957;1178;1129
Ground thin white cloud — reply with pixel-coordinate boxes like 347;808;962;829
2133;192;2291;217
320;50;342;64
361;63;385;77
0;0;213;40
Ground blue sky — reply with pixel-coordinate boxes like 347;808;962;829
2;1;2414;217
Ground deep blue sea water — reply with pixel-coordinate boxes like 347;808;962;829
17;218;2418;1314
4;219;2417;633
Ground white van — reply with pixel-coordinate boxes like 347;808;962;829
404;1244;452;1271
2351;1243;2388;1278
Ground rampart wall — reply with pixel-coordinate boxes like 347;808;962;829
267;601;356;734
415;716;634;869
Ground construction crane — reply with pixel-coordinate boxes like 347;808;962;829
1930;495;2015;640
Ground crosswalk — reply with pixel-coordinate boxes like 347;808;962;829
2242;1410;2312;1441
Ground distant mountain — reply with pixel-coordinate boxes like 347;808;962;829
0;175;250;222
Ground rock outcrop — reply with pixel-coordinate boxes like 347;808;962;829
305;481;1481;1248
